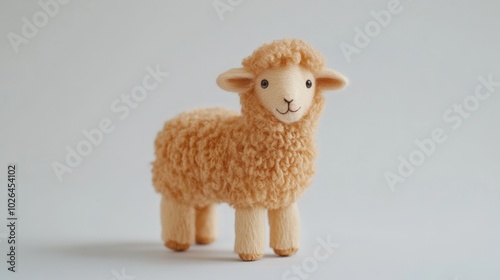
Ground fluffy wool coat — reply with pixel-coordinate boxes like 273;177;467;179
151;38;347;261
152;90;324;209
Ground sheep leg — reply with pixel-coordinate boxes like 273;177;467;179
161;195;194;251
234;207;266;261
195;203;217;245
268;203;300;256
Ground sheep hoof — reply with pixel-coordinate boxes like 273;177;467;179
195;236;215;245
273;248;298;257
238;253;263;261
164;240;190;251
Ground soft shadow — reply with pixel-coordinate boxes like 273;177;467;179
39;240;243;264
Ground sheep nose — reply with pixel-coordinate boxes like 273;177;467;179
284;98;293;104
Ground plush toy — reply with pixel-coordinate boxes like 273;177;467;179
152;38;348;261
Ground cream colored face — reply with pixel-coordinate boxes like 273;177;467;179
216;65;348;124
254;65;315;123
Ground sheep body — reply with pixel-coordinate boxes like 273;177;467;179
152;102;319;209
151;39;347;260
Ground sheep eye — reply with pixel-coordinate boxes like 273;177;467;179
306;79;312;88
261;79;269;89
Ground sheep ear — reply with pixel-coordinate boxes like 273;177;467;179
315;69;348;91
217;68;254;92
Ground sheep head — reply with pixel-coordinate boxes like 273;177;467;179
217;39;348;124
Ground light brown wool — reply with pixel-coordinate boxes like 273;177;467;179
151;38;347;260
152;40;325;210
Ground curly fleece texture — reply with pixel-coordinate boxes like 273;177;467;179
152;39;326;209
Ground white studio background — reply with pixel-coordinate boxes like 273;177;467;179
1;0;499;279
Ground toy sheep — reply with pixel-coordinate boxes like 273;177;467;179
152;38;348;261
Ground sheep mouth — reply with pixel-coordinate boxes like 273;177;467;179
276;106;301;115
